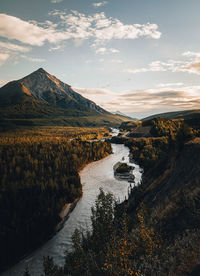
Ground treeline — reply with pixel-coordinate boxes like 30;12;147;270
0;128;112;271
142;116;198;141
125;118;194;170
123;118;200;274
25;189;163;276
24;117;200;275
26;189;200;276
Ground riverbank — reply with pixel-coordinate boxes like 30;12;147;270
1;148;113;275
56;198;79;232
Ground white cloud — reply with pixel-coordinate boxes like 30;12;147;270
182;51;200;58
0;41;31;66
0;53;10;66
74;87;109;95
123;60;183;74
49;45;65;51
123;51;200;75
21;55;45;62
0;41;31;52
51;0;63;3
74;85;200;116
93;1;108;8
110;48;119;53
180;61;200;75
0;13;68;46
95;47;120;55
51;10;161;44
157;82;184;88
0;12;161;51
96;47;107;54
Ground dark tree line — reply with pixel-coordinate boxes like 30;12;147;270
0;133;112;271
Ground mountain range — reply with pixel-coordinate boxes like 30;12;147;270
112;110;138;121
0;68;128;127
142;109;200;121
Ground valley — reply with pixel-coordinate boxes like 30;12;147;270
0;70;200;276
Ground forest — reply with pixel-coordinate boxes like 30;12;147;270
0;127;112;271
25;118;200;276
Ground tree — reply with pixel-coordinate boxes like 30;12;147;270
23;267;31;276
42;256;64;276
91;188;116;251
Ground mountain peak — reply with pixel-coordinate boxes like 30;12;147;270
0;68;107;115
36;67;47;74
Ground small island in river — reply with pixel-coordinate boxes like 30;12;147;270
113;162;135;182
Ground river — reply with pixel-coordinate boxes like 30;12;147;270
2;131;142;276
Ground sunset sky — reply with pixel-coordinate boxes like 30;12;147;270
1;0;200;118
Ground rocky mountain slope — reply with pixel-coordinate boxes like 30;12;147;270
0;68;128;127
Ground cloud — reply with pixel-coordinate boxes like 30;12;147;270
0;41;31;66
49;45;65;51
95;47;120;54
93;1;108;8
0;12;161;52
51;10;161;45
0;13;68;46
0;53;10;66
182;51;200;58
123;51;200;75
74;87;109;95
74;85;200;117
110;48;119;53
0;41;31;52
180;61;200;74
21;55;45;62
51;0;63;3
180;51;200;74
157;82;184;88
96;47;107;54
123;60;183;74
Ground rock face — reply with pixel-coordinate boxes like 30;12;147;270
113;162;135;182
0;68;107;116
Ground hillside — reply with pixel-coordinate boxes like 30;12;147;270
34;131;200;276
0;68;129;128
142;109;200;121
123;120;200;275
45;118;200;276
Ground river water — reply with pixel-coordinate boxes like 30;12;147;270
2;132;142;276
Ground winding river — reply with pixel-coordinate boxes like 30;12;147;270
2;130;142;276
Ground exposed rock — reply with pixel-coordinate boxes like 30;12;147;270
113;162;135;182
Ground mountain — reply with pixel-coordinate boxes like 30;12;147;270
0;68;129;127
142;109;200;121
113;110;138;120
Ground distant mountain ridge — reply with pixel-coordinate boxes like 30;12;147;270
142;109;200;121
112;110;138;120
0;68;129;127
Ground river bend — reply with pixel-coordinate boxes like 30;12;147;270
2;140;142;276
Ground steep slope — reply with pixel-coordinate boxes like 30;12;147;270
123;131;200;275
19;68;106;114
0;68;128;127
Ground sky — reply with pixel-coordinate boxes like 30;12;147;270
1;0;200;118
